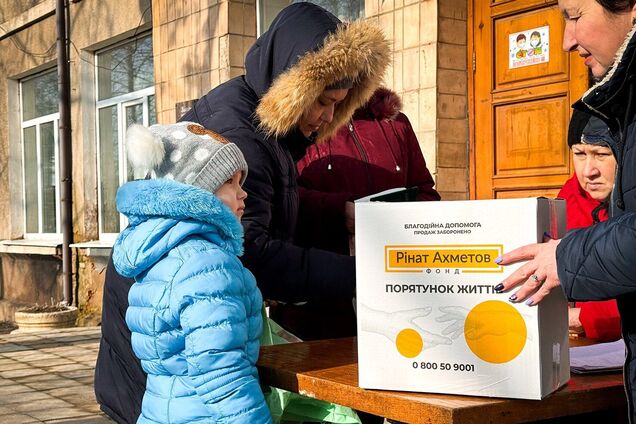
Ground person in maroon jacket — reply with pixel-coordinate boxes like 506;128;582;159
296;87;440;256
558;111;621;342
280;88;439;343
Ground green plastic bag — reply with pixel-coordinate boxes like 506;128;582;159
260;307;362;424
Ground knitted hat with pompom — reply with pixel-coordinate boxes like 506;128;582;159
125;121;247;194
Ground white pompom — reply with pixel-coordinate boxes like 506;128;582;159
126;124;165;179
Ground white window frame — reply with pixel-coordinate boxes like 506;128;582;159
95;35;155;241
19;72;61;240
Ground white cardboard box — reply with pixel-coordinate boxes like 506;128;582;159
355;198;569;399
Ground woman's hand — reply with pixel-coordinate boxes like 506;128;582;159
568;307;584;335
494;238;561;306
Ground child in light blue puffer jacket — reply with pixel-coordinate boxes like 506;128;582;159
112;122;272;424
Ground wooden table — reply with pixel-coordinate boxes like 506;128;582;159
257;337;626;424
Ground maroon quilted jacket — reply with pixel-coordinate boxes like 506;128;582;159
296;87;440;254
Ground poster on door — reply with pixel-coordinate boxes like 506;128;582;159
509;26;549;69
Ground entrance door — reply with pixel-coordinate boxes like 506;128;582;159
471;0;589;199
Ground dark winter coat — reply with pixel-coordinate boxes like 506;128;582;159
181;3;389;306
557;174;620;342
296;87;440;255
556;26;636;422
94;255;145;424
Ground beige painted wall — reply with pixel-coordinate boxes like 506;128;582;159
0;0;152;242
0;0;152;321
0;0;471;323
0;0;45;23
152;0;256;124
366;0;469;200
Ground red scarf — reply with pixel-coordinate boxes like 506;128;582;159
557;174;608;230
557;174;618;341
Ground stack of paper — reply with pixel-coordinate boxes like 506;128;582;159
570;339;625;374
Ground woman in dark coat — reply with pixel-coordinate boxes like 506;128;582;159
495;0;636;420
181;3;389;339
557;112;621;342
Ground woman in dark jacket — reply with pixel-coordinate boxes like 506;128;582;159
182;3;388;311
495;0;636;420
557;113;621;342
296;87;440;256
95;4;389;422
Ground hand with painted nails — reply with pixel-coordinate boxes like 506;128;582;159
493;238;561;306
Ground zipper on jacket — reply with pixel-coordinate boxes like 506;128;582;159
348;122;373;192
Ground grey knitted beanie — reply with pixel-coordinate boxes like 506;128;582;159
125;121;248;194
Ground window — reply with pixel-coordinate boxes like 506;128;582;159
20;69;60;237
258;0;364;35
96;34;156;237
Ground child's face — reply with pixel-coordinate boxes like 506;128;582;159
215;171;247;219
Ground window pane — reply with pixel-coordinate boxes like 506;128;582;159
148;95;157;125
98;35;154;101
125;103;144;181
259;1;364;33
295;0;364;21
125;103;144;127
40;122;57;233
259;0;290;34
23;126;39;233
22;70;58;121
99;106;120;233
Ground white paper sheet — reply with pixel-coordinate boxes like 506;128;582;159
570;339;625;374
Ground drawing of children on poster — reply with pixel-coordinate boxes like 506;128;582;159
509;26;549;69
529;31;543;55
515;34;527;59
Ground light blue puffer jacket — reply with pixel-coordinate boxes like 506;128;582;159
113;178;272;424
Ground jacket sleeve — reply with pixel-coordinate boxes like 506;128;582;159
557;211;636;300
393;114;441;201
576;300;622;341
295;186;352;252
226;130;356;303
178;254;272;424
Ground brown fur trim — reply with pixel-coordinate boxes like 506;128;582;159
361;87;402;120
256;19;391;141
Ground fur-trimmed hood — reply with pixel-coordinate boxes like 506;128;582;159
248;3;390;141
576;24;636;136
112;179;244;278
353;87;402;121
573;23;636;211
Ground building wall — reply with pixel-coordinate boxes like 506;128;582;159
152;0;256;123
365;0;469;200
436;0;469;200
0;253;63;307
75;250;109;326
0;0;47;23
0;0;471;324
0;0;152;321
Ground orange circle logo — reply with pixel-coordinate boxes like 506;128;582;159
464;300;527;364
395;328;423;358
